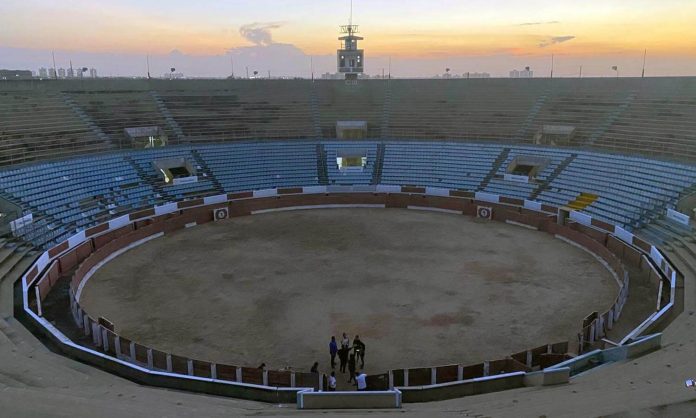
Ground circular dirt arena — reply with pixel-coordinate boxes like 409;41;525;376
79;208;616;378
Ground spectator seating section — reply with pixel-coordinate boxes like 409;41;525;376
69;91;175;146
196;142;318;192
0;92;112;166
314;81;386;138
0;141;694;248
159;82;315;141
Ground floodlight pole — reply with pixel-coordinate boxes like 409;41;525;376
641;49;647;78
550;54;554;79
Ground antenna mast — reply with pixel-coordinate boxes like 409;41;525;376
641;49;647;78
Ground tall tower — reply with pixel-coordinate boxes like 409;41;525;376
337;2;364;81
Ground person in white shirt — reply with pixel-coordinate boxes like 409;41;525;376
355;372;367;391
341;333;350;350
328;371;337;391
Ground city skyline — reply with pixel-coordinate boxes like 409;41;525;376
1;0;696;78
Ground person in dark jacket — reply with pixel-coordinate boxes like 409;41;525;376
347;353;357;383
338;346;349;373
353;335;366;368
310;361;319;373
329;336;338;369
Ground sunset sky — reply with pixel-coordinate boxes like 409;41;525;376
1;0;695;77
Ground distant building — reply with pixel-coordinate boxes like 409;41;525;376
0;69;33;80
67;67;75;78
89;68;98;78
48;68;57;79
510;67;533;78
163;72;184;79
58;68;66;79
465;72;491;79
38;67;48;78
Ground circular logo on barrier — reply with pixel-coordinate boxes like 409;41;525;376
214;208;229;221
477;206;492;220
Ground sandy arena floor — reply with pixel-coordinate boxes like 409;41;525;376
79;208;616;378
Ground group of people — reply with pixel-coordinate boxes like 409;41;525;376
325;333;367;390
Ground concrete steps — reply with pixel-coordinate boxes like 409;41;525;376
477;148;511;191
567;192;599;210
0;249;35;318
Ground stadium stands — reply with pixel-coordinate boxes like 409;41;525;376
159;81;315;141
0;139;694;248
0;92;112;165
68;91;175;146
1;78;696;249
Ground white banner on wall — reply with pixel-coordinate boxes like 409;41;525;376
524;200;542;211
475;192;500;204
570;211;592;226
614;225;634;245
154;202;178;216
172;176;198;186
425;187;450;197
666;209;691;227
253;189;278;198
503;174;529;184
650;246;664;267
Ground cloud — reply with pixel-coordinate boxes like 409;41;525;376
239;22;283;46
539;35;576;48
517;21;560;26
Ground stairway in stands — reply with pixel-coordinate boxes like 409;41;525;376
0;238;39;318
61;93;113;147
380;82;392;139
149;91;186;144
514;93;548;142
566;192;599;210
477;148;511;191
191;150;225;194
371;143;386;185
316;144;329;185
585;92;636;146
123;156;173;204
530;154;577;199
310;84;323;139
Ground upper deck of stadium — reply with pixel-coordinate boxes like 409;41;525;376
1;77;695;166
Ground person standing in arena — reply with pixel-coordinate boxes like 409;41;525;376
338;345;349;373
341;333;350;350
328;371;337;392
353;335;366;368
347;353;357;383
355;371;367;391
310;362;319;373
329;336;338;369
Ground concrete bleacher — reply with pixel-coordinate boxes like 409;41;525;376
128;147;220;201
386;79;540;141
0;92;112;166
314;81;386;138
480;146;575;199
537;152;696;229
2;78;696;165
381;142;503;190
0;140;693;247
0;153;155;246
160;81;315;141
69;91;175;146
528;80;636;146
196;142;319;192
